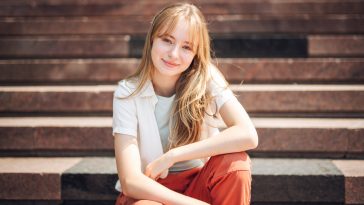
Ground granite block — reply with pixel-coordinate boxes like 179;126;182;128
130;36;307;58
1;58;363;85
62;158;118;200
0;1;363;16
333;160;364;204
0;59;138;85
1;15;363;36
0;36;129;59
0;158;81;200
1;85;364;115
252;159;344;203
309;35;364;57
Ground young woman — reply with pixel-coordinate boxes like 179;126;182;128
113;3;258;205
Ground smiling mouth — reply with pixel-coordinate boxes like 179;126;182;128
162;59;179;67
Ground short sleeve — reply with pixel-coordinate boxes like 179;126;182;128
208;65;235;111
112;84;138;137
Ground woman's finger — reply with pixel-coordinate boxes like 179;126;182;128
159;169;168;179
144;165;152;178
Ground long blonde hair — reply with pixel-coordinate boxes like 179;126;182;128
126;3;217;149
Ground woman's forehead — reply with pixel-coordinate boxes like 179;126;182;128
158;18;198;45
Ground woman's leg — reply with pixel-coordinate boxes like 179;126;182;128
114;168;200;205
184;152;252;205
132;200;163;205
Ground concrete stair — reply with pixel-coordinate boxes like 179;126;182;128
0;0;363;204
0;157;363;204
0;117;363;158
2;16;363;36
1;0;363;16
0;85;364;117
1;35;364;58
1;58;363;85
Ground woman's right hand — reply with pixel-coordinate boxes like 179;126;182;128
145;150;174;180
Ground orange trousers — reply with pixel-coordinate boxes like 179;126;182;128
115;152;252;205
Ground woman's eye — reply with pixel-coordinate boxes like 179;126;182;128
183;45;192;51
162;38;173;44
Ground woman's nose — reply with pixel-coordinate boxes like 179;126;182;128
169;44;179;58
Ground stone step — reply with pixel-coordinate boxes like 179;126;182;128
309;35;364;57
0;0;363;16
0;117;363;158
0;157;362;204
137;35;364;58
0;36;130;59
1;85;363;117
1;35;363;58
1;58;363;85
1;15;363;35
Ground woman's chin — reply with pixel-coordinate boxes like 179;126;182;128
157;66;181;77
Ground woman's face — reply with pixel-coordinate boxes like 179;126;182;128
151;19;196;80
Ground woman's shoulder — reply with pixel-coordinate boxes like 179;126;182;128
114;77;140;98
207;63;229;94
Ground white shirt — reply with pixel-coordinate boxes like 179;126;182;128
112;67;235;191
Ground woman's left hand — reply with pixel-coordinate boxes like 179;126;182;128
145;150;175;180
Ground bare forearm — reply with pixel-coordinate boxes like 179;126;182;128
124;174;208;205
171;125;258;163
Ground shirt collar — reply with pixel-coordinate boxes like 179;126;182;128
139;79;156;97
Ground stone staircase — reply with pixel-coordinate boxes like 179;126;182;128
0;0;363;204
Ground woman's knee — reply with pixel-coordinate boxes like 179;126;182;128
210;151;249;161
115;193;162;205
209;151;251;172
132;200;163;205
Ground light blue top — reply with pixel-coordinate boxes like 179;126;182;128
155;94;203;172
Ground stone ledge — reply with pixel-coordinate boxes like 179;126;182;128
1;85;364;114
62;158;119;200
0;117;363;158
333;160;364;205
1;157;363;204
1;15;363;35
1;0;363;16
0;36;130;59
0;158;81;200
252;158;344;203
1;58;363;85
309;35;364;57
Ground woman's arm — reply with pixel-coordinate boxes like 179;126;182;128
145;97;258;179
114;133;209;205
172;97;258;162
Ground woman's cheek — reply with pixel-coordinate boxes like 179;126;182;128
184;53;195;65
159;42;171;52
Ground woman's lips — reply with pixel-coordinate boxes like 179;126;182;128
162;59;179;68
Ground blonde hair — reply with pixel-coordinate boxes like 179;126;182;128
126;3;219;149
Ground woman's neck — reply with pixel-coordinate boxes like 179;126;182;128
152;73;180;97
